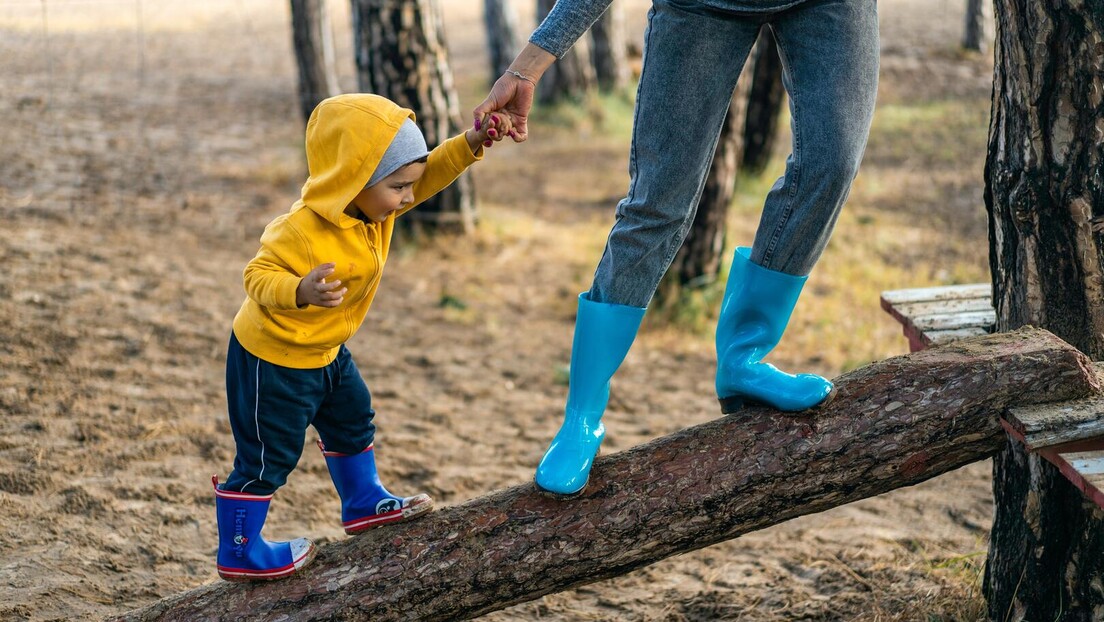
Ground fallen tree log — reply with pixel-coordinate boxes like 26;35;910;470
114;327;1100;622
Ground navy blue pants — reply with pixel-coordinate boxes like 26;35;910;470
223;332;376;495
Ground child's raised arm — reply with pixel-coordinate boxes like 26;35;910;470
400;113;515;217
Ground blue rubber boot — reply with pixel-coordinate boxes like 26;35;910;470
213;476;315;581
535;292;646;496
319;442;433;534
715;247;834;413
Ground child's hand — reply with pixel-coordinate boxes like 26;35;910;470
465;112;514;153
296;262;347;308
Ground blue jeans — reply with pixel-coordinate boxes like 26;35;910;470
589;0;879;307
223;332;377;495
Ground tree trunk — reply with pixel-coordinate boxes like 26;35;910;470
351;0;476;234
741;27;785;175
657;63;753;303
589;1;629;92
535;0;596;104
290;0;340;123
113;329;1098;622
484;0;520;84
962;0;988;52
983;1;1104;618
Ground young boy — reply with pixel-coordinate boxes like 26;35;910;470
212;93;511;582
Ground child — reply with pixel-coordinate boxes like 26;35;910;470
212;93;511;582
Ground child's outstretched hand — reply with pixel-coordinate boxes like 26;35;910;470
465;112;514;153
296;262;347;308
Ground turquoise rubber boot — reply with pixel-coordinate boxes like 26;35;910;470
535;292;646;496
213;476;315;581
715;247;834;413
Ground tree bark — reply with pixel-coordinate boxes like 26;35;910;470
351;0;476;234
290;0;341;123
113;328;1098;622
589;1;629;92
741;27;785;175
484;0;520;84
535;0;596;104
983;1;1104;618
962;0;988;52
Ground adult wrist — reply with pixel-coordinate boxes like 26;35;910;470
507;43;555;83
504;69;535;84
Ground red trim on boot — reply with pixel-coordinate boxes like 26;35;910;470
343;495;433;534
316;440;374;458
218;560;298;580
217;544;313;581
211;475;273;501
343;508;404;533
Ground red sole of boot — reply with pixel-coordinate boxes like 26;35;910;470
344;497;434;535
218;543;317;582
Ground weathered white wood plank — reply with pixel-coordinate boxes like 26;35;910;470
880;283;990;305
1052;449;1104;509
880;284;995;353
912;309;997;332
1066;451;1104;475
1005;392;1104;450
889;296;995;319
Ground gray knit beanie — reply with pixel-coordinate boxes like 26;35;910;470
367;118;430;187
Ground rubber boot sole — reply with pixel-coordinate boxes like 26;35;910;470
535;478;589;500
719;386;837;415
218;542;317;582
345;494;434;535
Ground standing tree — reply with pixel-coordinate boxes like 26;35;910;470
982;0;1104;618
588;2;629;92
484;0;520;84
535;0;596;103
351;0;476;233
741;28;785;175
962;0;988;52
290;0;341;123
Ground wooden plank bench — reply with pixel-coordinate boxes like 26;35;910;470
880;283;995;352
880;283;1104;509
1002;379;1104;509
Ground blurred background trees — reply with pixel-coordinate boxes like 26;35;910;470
290;0;340;123
350;0;476;233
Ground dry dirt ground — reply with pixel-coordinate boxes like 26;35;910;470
0;0;997;620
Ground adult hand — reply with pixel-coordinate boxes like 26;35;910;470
296;263;347;308
473;43;556;144
474;72;535;143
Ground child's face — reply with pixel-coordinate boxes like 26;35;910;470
351;161;427;223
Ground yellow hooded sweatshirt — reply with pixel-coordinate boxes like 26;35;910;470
232;94;481;369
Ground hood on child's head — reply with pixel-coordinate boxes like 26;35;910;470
296;94;417;228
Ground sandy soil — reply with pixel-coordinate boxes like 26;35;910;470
0;0;997;619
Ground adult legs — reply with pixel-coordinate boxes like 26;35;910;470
536;1;761;495
751;0;880;273
588;0;763;308
714;0;879;412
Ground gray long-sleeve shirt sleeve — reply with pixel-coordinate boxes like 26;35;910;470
529;0;615;58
